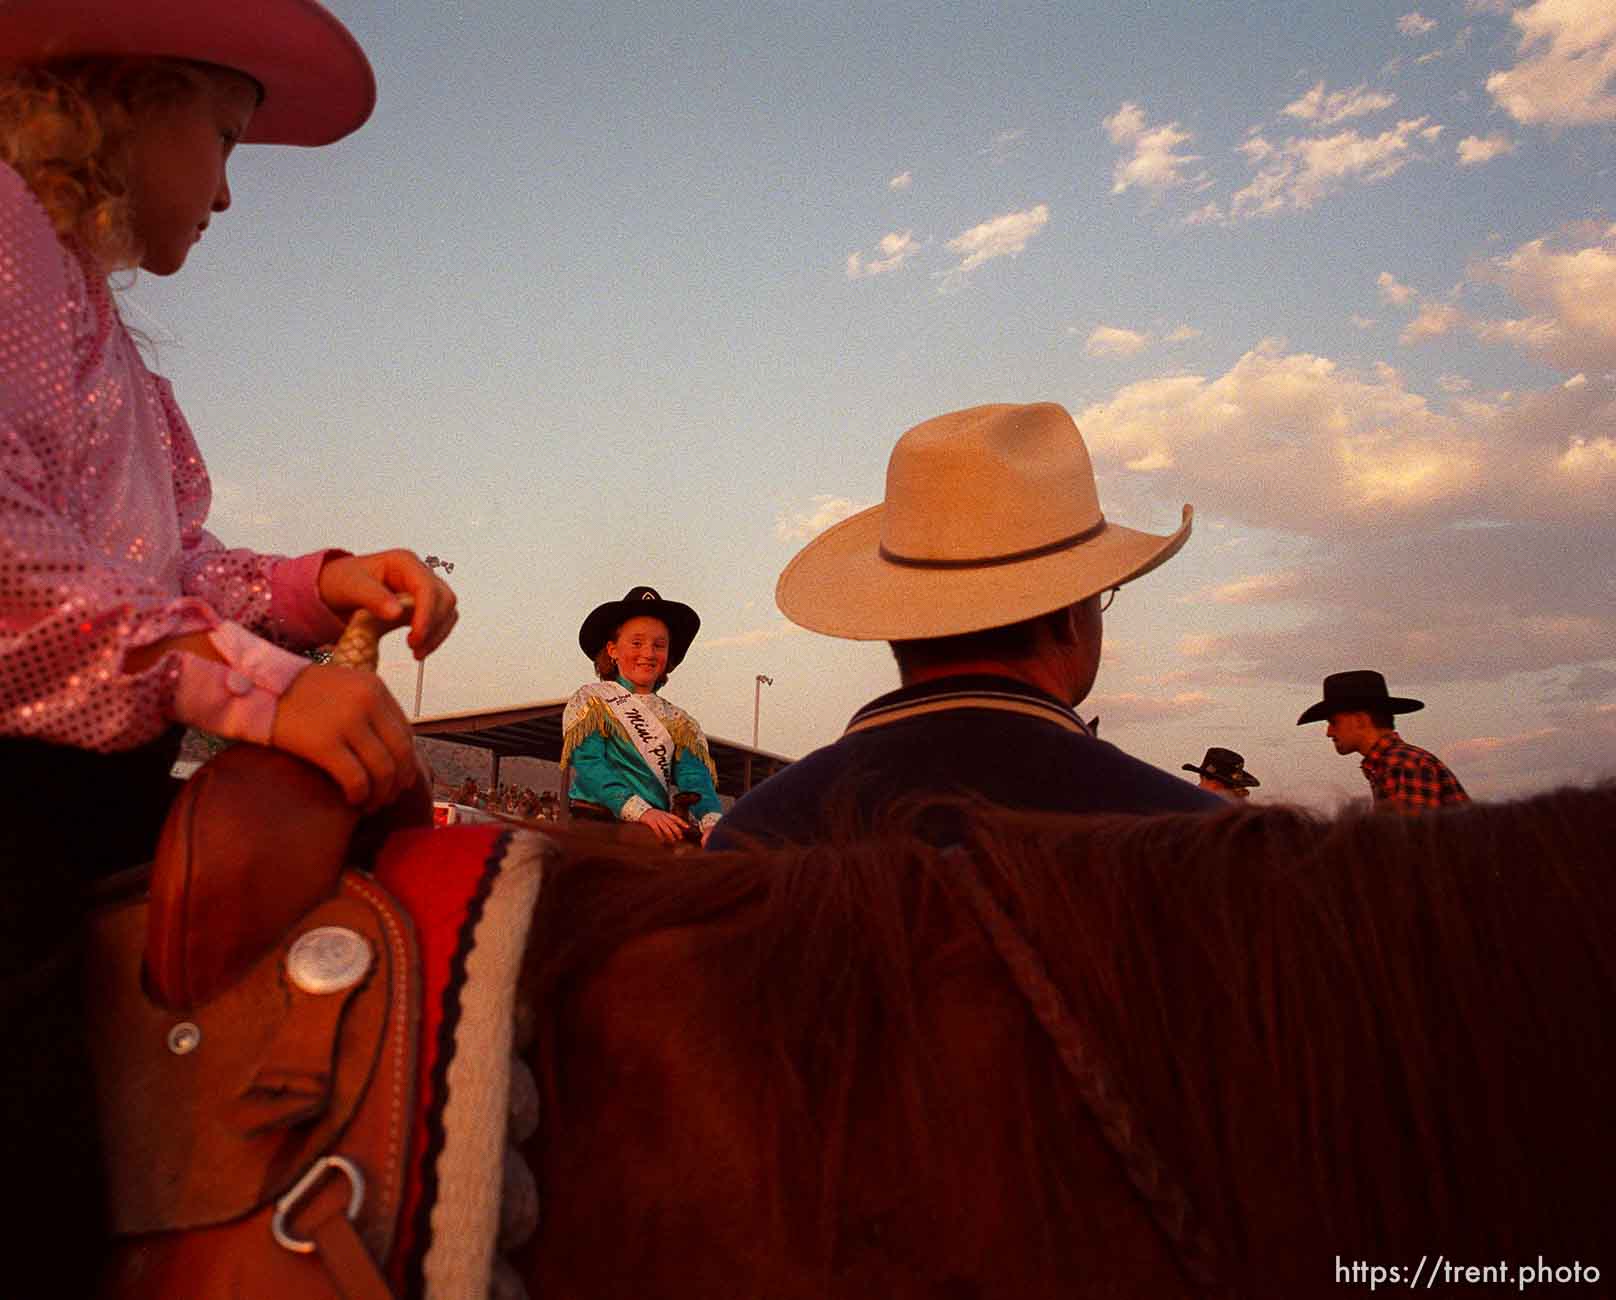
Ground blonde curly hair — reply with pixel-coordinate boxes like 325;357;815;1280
0;58;206;271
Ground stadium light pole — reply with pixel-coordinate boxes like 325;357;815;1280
753;674;774;748
413;554;455;717
746;674;774;792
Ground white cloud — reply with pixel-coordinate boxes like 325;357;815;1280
1457;133;1515;165
1164;325;1203;344
1445;726;1564;759
1281;81;1399;126
1084;690;1215;724
846;229;919;279
1206;570;1304;603
1351;314;1378;330
775;494;867;541
703;621;808;650
1400;301;1464;343
1556;435;1616;475
1454;223;1616;370
1104;102;1205;196
1377;271;1417;304
888;171;913;192
1230;117;1439;218
1085;325;1152;358
1077;341;1487;533
1472;224;1616;371
936;203;1050;291
1200;527;1616;692
1398;11;1437;36
1486;0;1616;126
1470;313;1561;354
1081;334;1616;543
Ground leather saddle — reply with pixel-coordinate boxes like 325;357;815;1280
85;744;431;1299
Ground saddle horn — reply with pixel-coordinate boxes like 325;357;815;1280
145;602;428;1010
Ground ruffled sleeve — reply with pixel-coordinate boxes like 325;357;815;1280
561;684;647;818
663;700;723;828
0;163;334;751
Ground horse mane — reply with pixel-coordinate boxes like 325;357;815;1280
959;784;1616;1278
526;783;1616;1292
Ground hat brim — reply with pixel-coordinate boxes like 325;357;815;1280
579;599;701;671
1182;763;1259;788
0;0;375;146
1296;696;1425;726
777;504;1192;641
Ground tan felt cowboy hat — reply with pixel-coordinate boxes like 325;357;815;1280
776;403;1193;640
0;0;375;146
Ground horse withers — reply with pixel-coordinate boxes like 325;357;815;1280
84;747;1615;1298
514;787;1616;1299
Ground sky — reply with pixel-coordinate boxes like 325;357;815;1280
128;0;1615;810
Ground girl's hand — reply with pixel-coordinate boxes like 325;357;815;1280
318;550;459;660
271;663;420;810
637;808;688;844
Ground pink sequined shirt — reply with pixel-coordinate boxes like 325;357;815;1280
2;162;344;752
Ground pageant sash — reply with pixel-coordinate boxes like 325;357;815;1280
582;683;677;796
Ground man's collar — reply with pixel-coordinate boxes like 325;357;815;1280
1360;730;1402;768
848;674;1091;736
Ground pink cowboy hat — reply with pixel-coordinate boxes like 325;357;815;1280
0;0;375;146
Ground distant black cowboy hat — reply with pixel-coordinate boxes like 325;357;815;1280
579;586;702;670
1296;670;1424;726
1182;746;1259;788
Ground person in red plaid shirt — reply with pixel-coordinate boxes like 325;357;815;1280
1297;670;1469;812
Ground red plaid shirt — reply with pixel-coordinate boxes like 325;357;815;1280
1360;732;1469;812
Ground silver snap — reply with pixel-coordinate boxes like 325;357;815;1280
167;1021;202;1055
286;926;372;995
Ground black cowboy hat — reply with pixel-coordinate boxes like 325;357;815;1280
578;586;701;670
1296;670;1424;726
1182;746;1259;788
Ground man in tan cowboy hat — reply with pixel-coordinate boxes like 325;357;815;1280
1297;670;1469;812
1183;746;1259;801
711;402;1222;847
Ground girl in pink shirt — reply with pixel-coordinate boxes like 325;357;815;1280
0;2;455;1279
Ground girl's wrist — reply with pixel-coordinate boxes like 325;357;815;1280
168;622;311;744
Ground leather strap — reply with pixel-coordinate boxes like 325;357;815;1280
307;1205;396;1300
943;849;1220;1288
226;981;363;1136
274;1158;398;1300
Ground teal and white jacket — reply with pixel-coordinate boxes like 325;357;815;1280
561;677;723;829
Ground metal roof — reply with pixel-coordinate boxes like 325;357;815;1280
414;699;793;798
